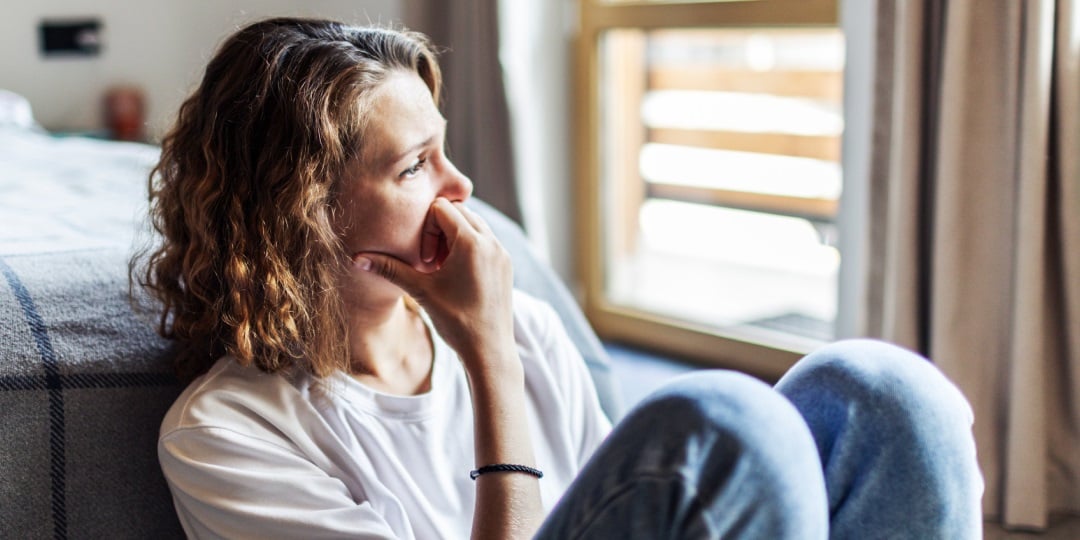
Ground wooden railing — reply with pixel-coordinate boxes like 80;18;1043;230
636;38;843;225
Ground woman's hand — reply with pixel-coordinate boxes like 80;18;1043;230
354;198;543;538
352;197;516;374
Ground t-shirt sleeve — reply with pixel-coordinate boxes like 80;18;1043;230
159;426;398;540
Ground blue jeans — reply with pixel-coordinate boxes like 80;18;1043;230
534;339;983;539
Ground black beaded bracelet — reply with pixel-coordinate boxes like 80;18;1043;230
469;464;544;480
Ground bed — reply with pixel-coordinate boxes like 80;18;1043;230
0;90;620;538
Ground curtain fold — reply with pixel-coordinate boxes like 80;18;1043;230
406;0;523;225
1048;0;1080;519
866;0;1080;529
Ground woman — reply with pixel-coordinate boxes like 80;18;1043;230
138;17;982;539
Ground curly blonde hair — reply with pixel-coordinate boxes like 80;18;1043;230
133;18;441;382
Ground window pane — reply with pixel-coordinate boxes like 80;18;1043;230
599;27;844;345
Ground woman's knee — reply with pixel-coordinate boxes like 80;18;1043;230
776;339;974;431
609;370;828;536
624;370;821;477
772;339;982;535
775;338;980;504
543;371;829;539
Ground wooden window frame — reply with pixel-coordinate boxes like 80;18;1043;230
573;0;840;381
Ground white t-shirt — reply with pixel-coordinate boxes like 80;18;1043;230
159;290;613;539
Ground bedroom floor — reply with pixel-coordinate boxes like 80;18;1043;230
602;341;1080;539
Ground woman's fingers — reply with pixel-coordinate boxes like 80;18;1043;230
454;202;493;235
353;252;424;298
360;199;489;295
360;198;514;368
420;209;441;263
421;198;488;266
428;198;474;242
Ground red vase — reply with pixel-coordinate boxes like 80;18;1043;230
104;86;144;141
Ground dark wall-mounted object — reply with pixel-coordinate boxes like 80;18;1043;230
40;19;102;57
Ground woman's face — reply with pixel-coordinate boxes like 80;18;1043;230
333;70;472;296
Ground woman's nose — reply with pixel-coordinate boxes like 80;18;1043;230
440;160;473;202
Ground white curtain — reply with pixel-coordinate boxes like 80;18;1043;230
865;0;1080;529
497;0;576;280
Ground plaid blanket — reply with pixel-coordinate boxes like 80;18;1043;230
0;248;183;539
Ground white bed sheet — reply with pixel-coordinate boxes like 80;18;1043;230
0;127;159;256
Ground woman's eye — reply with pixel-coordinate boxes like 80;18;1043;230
400;157;427;178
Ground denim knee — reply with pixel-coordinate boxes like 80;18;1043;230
618;370;829;537
776;339;974;440
634;369;822;463
775;339;983;538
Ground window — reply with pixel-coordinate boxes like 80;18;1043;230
575;0;842;378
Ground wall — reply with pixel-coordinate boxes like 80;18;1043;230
1;0;574;279
0;0;402;140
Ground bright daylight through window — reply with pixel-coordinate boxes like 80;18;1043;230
577;0;843;373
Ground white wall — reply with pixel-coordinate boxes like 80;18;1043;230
0;0;402;140
0;0;579;279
